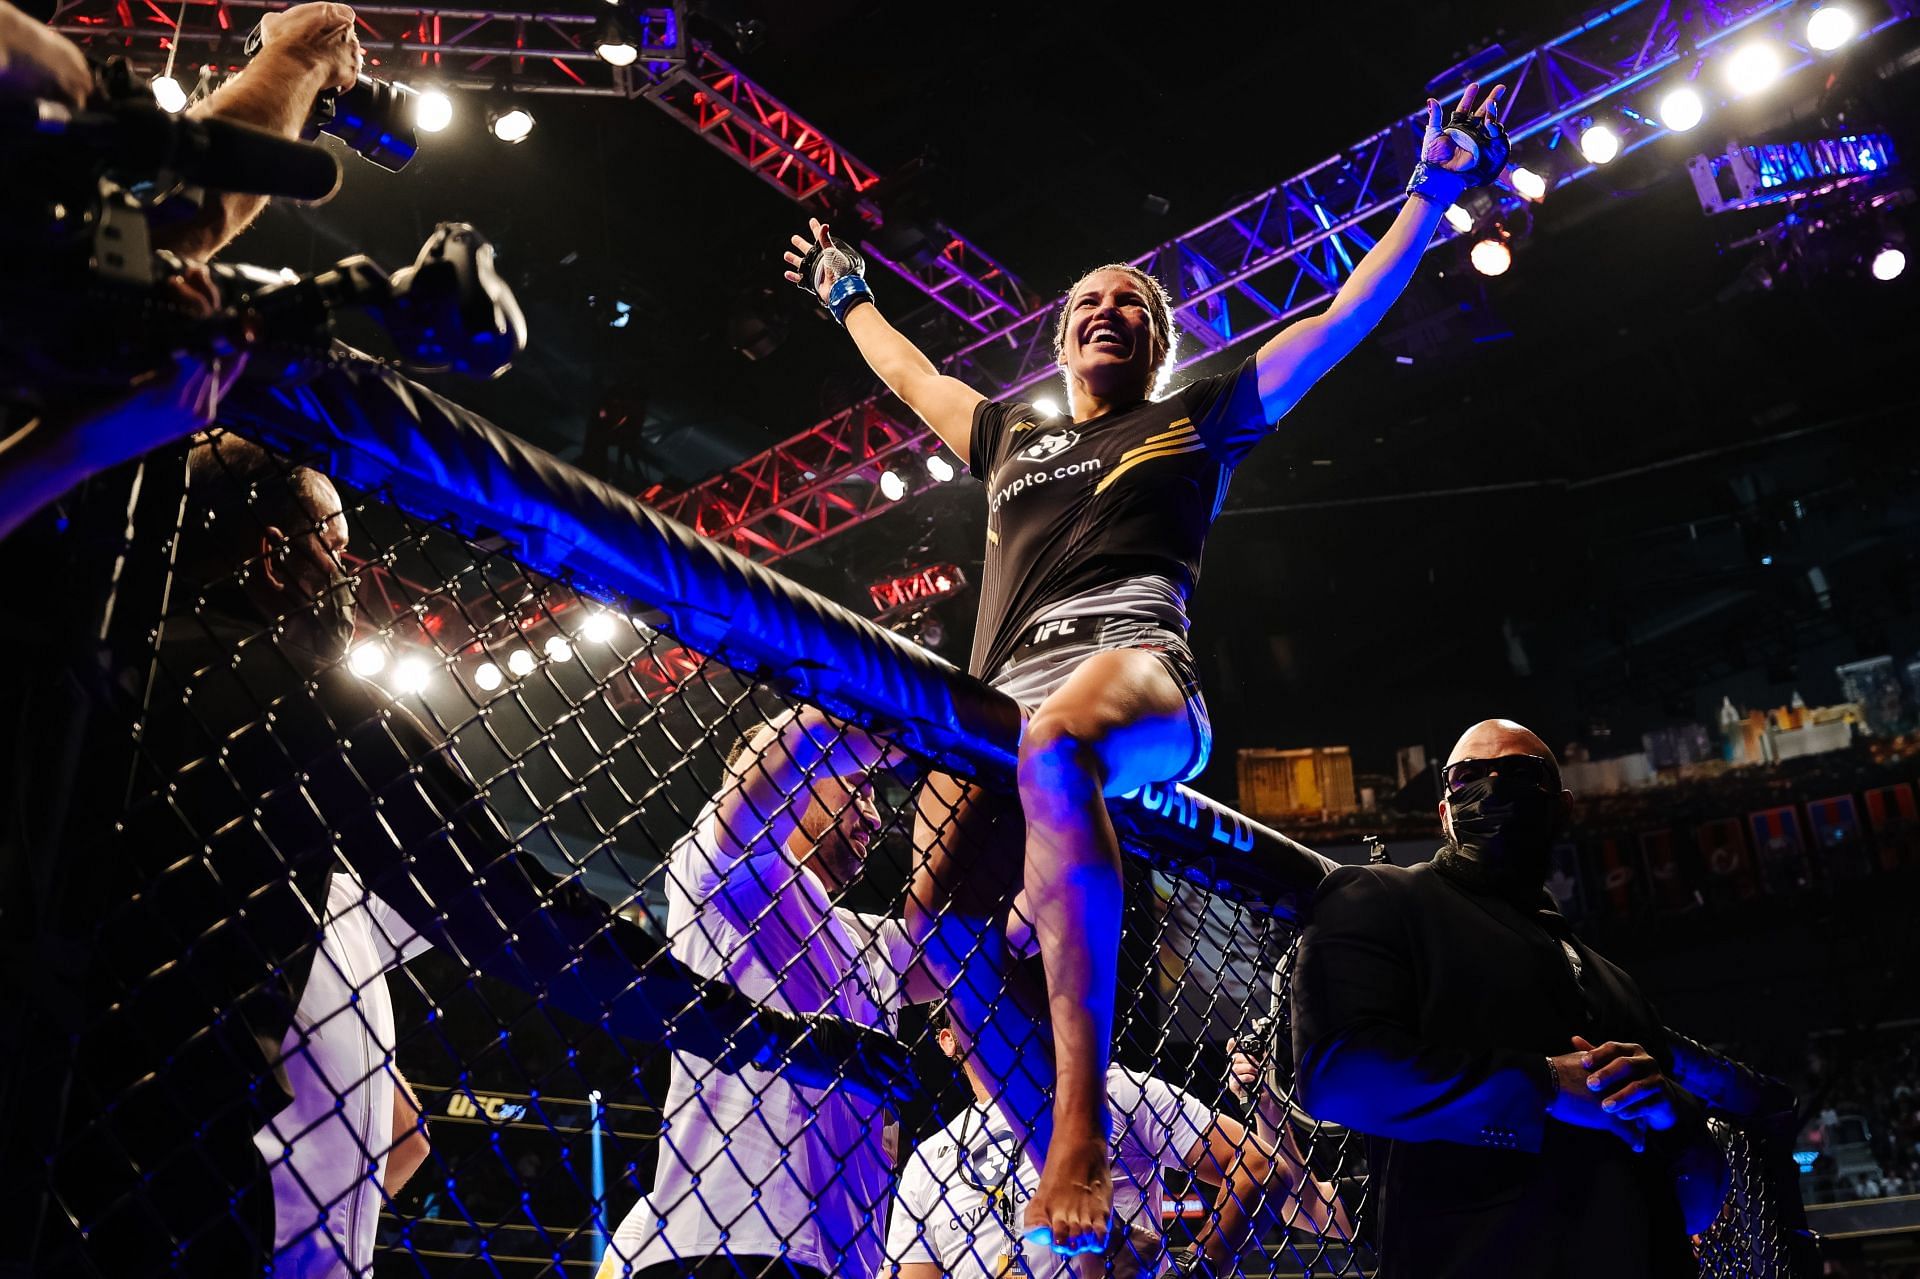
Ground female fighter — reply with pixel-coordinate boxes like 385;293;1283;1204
783;82;1509;1259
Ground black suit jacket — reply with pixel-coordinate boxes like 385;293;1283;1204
1291;860;1695;1279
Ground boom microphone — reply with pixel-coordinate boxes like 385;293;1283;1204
23;98;342;201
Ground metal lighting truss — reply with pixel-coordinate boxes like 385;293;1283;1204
652;0;1909;564
51;0;683;96
53;0;1038;338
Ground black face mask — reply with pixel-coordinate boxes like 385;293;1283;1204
1440;772;1561;896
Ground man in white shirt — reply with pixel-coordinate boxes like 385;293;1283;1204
888;1005;1334;1278
254;872;434;1278
611;709;928;1279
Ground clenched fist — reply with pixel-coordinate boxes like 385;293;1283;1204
255;2;362;92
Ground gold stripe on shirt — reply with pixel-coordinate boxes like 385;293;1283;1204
1117;425;1198;464
1092;440;1208;495
1132;417;1196;450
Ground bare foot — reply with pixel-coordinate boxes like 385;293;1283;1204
1023;1136;1114;1257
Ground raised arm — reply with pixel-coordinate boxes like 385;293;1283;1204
156;3;362;261
1254;82;1507;423
707;707;888;877
783;218;984;461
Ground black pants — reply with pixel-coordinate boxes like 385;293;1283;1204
631;1258;829;1279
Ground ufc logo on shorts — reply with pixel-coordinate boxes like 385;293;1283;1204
1031;619;1079;643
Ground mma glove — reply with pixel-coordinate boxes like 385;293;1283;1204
1406;108;1511;208
791;239;874;325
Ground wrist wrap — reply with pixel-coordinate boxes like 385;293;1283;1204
826;274;874;324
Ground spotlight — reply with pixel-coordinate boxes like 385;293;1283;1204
489;105;535;143
349;643;387;678
880;469;907;502
544;635;574;663
507;648;538;678
1578;123;1620;165
1658;86;1705;132
1444;204;1474;234
415;88;454;133
580;611;617;644
1726;42;1783;97
1032;396;1062;418
1510;166;1547;201
151;74;188;113
1806;5;1858;51
1470;237;1512;276
1871;247;1906;281
594;11;638;66
926;454;956;483
475;662;504;691
393;657;431;696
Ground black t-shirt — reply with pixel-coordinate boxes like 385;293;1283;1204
966;357;1269;679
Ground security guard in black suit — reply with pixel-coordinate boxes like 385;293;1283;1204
1291;719;1730;1278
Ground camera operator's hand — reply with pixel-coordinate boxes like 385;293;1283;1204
0;0;92;108
157;1;359;259
253;2;363;93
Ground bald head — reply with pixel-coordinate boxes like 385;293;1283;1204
1439;719;1572;868
1447;719;1558;776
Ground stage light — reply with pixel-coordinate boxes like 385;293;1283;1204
1871;247;1906;281
507;648;538;678
594;11;638;66
1444;204;1474;234
580;611;617;644
475;661;504;691
415;88;454;133
151;74;188;113
489;105;535;143
1726;42;1783;96
1510;166;1547;201
926;454;955;482
1807;5;1858;51
1033;396;1062;417
393;657;431;696
880;469;907;501
1658;86;1705;132
1470;237;1512;276
1579;123;1620;165
349;643;387;678
544;635;574;663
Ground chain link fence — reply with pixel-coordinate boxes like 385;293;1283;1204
0;400;1811;1277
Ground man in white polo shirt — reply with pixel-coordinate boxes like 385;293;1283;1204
254;871;434;1278
612;709;926;1279
887;1004;1336;1278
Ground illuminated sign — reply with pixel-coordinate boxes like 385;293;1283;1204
447;1092;528;1122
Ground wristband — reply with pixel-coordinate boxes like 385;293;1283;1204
826;274;874;324
1406;160;1468;208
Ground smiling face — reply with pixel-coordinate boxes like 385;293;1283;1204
1054;265;1173;405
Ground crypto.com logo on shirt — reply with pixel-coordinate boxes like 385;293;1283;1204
989;428;1102;513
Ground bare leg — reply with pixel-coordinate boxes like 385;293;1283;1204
907;773;1056;1146
1016;649;1193;1257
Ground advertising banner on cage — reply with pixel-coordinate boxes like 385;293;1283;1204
1695;818;1758;903
1748;805;1809;895
1638;828;1693;913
